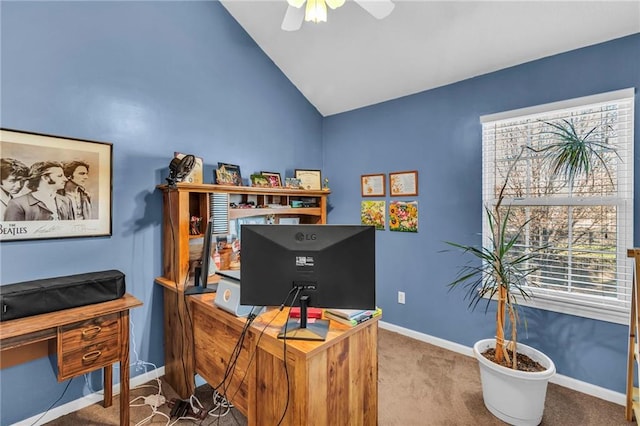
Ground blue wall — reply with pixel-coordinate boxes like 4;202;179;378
323;33;640;393
0;2;322;424
0;0;638;423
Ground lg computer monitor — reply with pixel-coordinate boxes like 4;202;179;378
240;224;375;341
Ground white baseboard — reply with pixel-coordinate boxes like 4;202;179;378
14;366;165;426
378;320;626;406
380;321;474;357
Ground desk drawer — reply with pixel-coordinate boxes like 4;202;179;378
60;313;119;347
58;339;120;380
54;313;121;381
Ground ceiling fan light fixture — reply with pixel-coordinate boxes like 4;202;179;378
281;0;392;31
305;0;327;23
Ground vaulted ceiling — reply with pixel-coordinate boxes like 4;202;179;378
221;0;640;116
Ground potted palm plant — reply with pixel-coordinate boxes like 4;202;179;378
447;118;617;425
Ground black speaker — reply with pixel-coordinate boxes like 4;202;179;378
0;270;126;321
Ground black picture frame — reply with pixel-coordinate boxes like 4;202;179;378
294;169;322;190
216;162;242;186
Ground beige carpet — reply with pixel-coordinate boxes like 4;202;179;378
45;328;632;425
377;329;631;426
44;377;246;426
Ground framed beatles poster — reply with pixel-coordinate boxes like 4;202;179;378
0;128;113;242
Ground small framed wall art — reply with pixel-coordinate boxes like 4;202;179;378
389;200;418;233
389;170;418;196
361;200;386;230
295;169;322;190
361;173;385;197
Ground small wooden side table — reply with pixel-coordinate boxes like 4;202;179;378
0;293;142;425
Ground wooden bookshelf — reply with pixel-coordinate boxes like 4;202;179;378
154;182;329;397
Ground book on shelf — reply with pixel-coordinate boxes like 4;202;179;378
324;307;382;327
289;307;323;319
324;307;380;320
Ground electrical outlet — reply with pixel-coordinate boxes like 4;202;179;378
398;291;405;304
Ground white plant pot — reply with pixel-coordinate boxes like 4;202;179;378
473;339;556;426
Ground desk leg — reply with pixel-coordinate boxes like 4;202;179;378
163;288;195;398
104;365;113;407
120;310;131;426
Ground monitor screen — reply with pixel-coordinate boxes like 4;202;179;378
240;224;375;339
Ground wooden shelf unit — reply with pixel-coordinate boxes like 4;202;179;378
157;183;329;292
626;248;640;421
155;182;330;397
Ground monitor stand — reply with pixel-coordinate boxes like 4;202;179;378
184;266;217;295
278;295;329;341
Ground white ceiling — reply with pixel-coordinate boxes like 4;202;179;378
220;1;640;116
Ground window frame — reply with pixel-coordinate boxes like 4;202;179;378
480;89;635;324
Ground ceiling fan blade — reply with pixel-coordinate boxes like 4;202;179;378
325;0;345;9
281;4;305;31
354;0;395;20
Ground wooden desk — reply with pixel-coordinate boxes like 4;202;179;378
190;293;378;426
0;293;142;426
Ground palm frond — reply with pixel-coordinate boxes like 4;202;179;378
537;119;618;185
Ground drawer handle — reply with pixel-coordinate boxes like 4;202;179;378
82;350;102;363
81;326;102;338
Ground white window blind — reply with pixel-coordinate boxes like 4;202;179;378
481;89;634;324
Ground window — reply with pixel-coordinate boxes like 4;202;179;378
481;89;634;324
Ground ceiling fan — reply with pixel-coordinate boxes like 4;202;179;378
282;0;395;31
